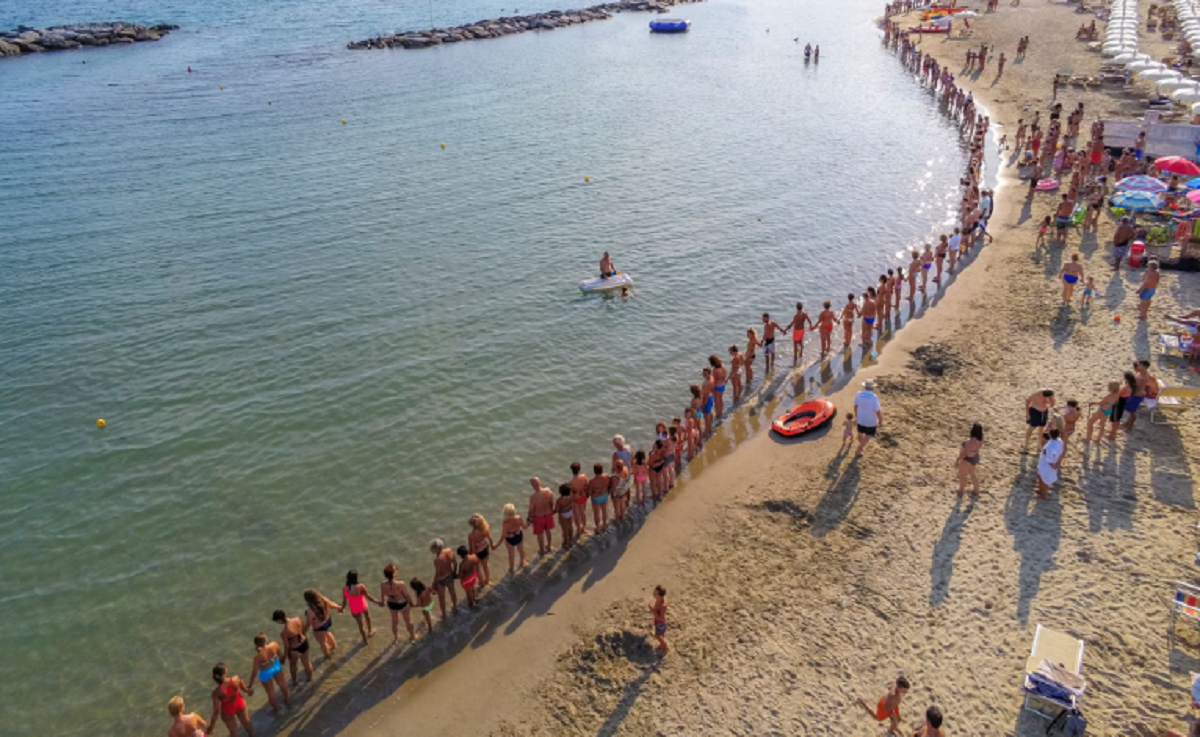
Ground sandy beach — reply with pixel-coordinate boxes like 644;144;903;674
254;2;1200;736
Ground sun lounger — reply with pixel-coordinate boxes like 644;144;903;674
1152;386;1200;424
1022;624;1086;719
1159;333;1189;359
1170;582;1200;650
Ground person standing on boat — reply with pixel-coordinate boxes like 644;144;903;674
600;252;615;278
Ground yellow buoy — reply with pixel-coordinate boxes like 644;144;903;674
440;143;446;149
96;419;107;428
342;119;347;125
585;176;590;182
219;85;224;90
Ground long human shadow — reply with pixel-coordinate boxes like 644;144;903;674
811;460;862;537
1002;459;1063;626
1050;303;1077;352
1104;268;1128;311
930;495;977;607
1078;435;1137;533
595;655;660;737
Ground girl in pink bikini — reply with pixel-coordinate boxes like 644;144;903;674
341;570;381;646
839;293;858;348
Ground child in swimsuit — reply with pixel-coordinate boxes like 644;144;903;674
456;546;481;608
855;676;909;735
840;294;858;348
632;450;649;508
841;411;855;452
409;579;436;634
1081;276;1095;308
649;585;669;655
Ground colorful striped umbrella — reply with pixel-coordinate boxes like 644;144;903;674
1111;191;1165;211
1156;156;1200;176
1115;175;1169;193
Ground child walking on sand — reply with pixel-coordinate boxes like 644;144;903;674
1035;215;1050;248
856;676;909;735
649;585;669;655
1081;276;1095;308
841;411;856;452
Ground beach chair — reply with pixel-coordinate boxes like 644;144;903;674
1022;624;1086;719
1159;333;1189;359
1170;582;1200;650
1152;386;1200;424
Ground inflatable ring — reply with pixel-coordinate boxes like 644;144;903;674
1036;178;1060;191
771;399;837;437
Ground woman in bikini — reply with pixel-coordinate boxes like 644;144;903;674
303;588;343;658
955;423;984;496
1059;254;1084;304
247;633;291;715
589;462;611;532
340;570;381;646
744;328;760;388
409;579;436;633
892;269;904;310
498;503;528;572
649;439;668;503
1111;372;1136;440
380;564;417;642
168;696;209;737
688;385;703;440
840;293;858;349
632;450;650;507
663;424;678;489
728;345;744;403
709;355;728;418
272;610;312;685
877;275;891;324
934;235;949;284
1061;399;1081;454
610;458;631;524
1083;381;1120;444
555;484;574;549
467;514;496;587
208;663;253;737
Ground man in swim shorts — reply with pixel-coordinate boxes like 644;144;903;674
429;539;459;620
785;302;812;364
527;477;557;556
1054;193;1075;240
599;251;615;278
1112;218;1135;270
853;380;883;459
761;313;788;374
855;676;909;735
1024;388;1056;449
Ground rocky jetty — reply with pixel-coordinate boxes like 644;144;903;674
0;22;178;58
347;0;702;50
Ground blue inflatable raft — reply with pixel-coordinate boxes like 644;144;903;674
649;19;690;33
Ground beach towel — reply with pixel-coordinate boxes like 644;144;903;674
1034;658;1087;696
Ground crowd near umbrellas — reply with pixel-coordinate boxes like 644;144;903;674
1116;174;1171;193
1157;156;1200;176
1111;191;1166;211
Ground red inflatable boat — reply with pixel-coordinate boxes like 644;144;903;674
772;399;837;437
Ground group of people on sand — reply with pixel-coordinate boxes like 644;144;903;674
1022;358;1160;497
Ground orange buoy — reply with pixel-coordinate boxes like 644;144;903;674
771;399;836;437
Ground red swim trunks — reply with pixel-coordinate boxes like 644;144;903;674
792;329;805;342
874;698;899;722
532;512;555;535
1090;151;1102;164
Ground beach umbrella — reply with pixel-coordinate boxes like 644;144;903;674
1192;100;1200;115
1158;156;1200;175
1139;69;1182;81
1184;177;1200;189
1111;191;1166;210
1186;190;1200;203
1116;175;1170;193
1128;60;1162;72
1114;52;1149;62
1159;78;1196;93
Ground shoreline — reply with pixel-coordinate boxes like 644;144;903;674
258;6;1027;737
325;2;1200;736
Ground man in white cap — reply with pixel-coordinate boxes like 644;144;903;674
853;379;883;458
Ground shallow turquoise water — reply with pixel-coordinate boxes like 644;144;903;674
0;0;969;733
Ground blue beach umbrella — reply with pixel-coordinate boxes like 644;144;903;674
1115;174;1169;193
1110;191;1165;211
1185;178;1200;189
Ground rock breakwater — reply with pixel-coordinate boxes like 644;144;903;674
0;22;177;58
347;0;702;50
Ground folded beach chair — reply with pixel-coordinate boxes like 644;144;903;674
1170;582;1200;650
1022;624;1086;719
1153;387;1200;424
1159;333;1189;359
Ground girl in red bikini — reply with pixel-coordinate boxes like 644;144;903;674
816;301;837;354
340;570;381;646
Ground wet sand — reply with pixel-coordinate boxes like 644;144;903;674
271;3;1200;735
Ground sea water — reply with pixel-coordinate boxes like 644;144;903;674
0;0;969;733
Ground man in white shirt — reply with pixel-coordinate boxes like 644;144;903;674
853;380;883;458
1036;427;1063;498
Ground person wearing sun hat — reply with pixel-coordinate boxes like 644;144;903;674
853;379;883;459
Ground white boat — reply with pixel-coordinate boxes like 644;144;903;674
579;272;634;292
